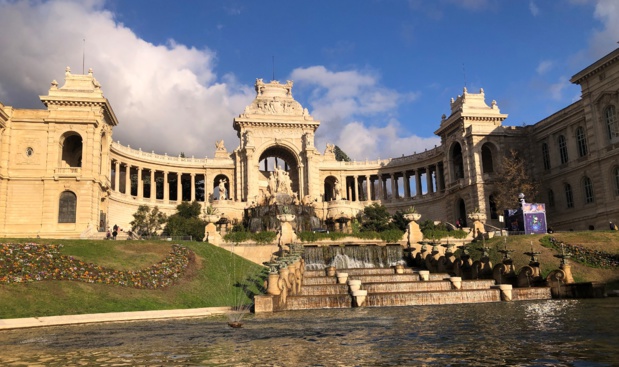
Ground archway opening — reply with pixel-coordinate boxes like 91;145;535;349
258;146;300;197
451;142;464;180
61;133;82;168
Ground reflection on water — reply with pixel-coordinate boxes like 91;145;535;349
1;299;617;366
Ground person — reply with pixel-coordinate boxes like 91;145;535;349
611;221;619;231
106;230;111;240
112;224;118;240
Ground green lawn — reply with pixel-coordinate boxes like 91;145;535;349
0;239;266;319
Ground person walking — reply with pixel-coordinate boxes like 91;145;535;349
112;224;118;240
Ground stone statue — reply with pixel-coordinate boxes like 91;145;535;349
217;178;227;200
325;143;335;155
215;140;226;152
334;179;342;201
255;78;265;95
244;130;252;146
304;133;314;148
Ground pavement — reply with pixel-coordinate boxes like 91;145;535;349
0;307;233;330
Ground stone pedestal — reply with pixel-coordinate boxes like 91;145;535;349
491;284;513;301
278;214;297;246
418;270;430;281
404;218;423;245
203;222;222;246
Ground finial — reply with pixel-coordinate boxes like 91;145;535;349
480;88;484;94
50;80;58;88
65;66;71;76
88;68;93;76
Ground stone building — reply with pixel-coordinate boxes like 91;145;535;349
1;49;618;238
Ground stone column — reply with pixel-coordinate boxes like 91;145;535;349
190;173;196;201
114;160;120;192
390;173;396;200
137;167;143;199
124;164;131;195
403;171;410;199
163;171;169;203
150;170;156;202
298;164;305;198
353;175;359;202
416;171;422;197
366;175;371;201
426;166;433;194
177;172;183;202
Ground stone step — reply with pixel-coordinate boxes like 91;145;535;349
363;289;501;307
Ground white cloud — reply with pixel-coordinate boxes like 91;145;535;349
529;1;540;16
536;60;554;75
0;0;253;157
548;76;569;101
289;66;432;159
589;0;619;57
336;121;441;161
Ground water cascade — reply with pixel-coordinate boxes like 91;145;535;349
303;244;404;270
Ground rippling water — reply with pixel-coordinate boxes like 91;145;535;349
1;299;617;366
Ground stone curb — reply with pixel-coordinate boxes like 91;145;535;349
0;307;233;330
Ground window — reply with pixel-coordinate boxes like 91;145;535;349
606;105;618;140
542;143;551;170
481;144;494;173
614;167;619;197
564;184;574;209
583;176;594;204
548;190;555;208
558;135;568;165
576;127;588;157
58;191;77;223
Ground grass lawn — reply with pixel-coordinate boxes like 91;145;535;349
0;239;266;319
1;231;618;319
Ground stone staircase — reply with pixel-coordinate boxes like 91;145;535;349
266;266;551;312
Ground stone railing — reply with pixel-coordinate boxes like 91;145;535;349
111;141;215;165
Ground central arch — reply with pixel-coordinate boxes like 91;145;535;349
257;145;300;196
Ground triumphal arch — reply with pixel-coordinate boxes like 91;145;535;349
1;47;619;238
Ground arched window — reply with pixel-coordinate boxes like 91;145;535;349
564;183;574;209
583;176;594;204
576;127;588;157
606;105;618;140
542;143;551;171
58;191;77;223
451;143;464;180
558;135;568;165
61;134;83;167
547;189;555;208
481;144;494;173
614;166;619;196
489;195;498;219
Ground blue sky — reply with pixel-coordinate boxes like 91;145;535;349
0;0;617;159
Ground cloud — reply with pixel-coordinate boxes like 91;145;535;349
548;76;570;101
536;60;554;75
589;0;619;57
0;0;254;158
336;121;441;161
290;66;432;159
529;1;540;16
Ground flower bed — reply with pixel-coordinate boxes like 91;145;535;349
545;237;619;269
0;243;193;289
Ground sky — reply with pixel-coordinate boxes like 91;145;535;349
0;0;617;160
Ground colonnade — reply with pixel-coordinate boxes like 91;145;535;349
110;159;230;204
336;163;446;202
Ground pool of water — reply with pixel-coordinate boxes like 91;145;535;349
1;299;617;366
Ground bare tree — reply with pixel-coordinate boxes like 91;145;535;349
493;149;538;212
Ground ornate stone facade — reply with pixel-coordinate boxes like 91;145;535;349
1;49;618;238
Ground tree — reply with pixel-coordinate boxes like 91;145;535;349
360;203;395;232
130;205;167;236
493;149;539;212
334;145;351;162
164;201;206;240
